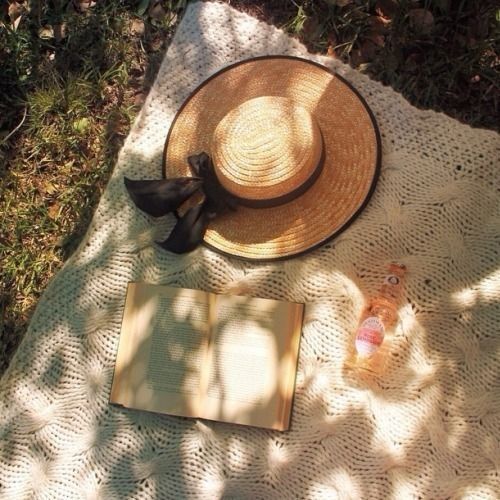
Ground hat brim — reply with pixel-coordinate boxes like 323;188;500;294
163;56;381;261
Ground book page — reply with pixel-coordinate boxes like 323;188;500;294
201;294;303;431
110;283;210;417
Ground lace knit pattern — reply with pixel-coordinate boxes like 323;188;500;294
1;2;499;498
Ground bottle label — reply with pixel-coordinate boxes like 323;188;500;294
355;316;385;357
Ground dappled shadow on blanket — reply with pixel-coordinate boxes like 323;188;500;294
1;169;498;498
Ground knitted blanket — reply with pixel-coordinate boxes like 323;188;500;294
1;2;499;498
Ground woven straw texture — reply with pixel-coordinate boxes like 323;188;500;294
1;2;499;498
165;57;379;259
211;96;323;200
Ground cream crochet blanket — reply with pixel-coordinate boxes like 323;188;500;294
1;2;499;498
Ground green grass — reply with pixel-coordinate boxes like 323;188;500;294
0;0;186;373
0;0;499;375
232;0;499;128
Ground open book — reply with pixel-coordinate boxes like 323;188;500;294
110;282;304;431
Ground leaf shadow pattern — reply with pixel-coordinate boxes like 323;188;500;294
1;2;499;499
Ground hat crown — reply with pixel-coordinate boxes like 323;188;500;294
211;96;323;206
164;56;380;260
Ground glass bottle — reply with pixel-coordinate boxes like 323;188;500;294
345;263;407;375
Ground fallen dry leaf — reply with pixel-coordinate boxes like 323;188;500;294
166;11;178;26
130;18;145;36
375;0;399;20
8;1;25;31
73;0;96;13
326;32;338;58
134;92;146;107
43;181;57;196
149;35;163;52
367;15;390;33
12;14;22;30
409;8;434;35
48;203;60;220
38;25;54;40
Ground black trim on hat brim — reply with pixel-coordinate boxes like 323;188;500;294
162;55;382;262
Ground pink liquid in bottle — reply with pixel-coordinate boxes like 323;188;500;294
347;263;406;375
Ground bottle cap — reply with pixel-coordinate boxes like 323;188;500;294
388;263;406;276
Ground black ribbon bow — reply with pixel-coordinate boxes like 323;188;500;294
124;152;237;254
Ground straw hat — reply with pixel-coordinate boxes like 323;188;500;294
164;56;380;261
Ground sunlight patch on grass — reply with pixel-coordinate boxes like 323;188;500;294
0;0;185;374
